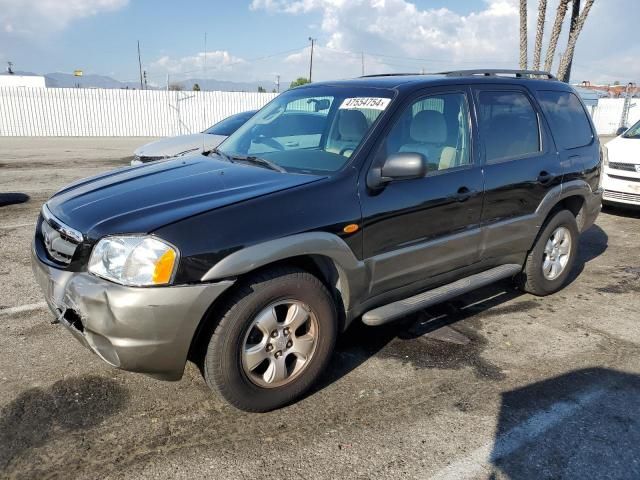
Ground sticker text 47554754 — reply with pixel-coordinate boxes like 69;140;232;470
339;97;391;111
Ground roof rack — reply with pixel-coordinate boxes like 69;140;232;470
438;69;556;80
359;73;423;78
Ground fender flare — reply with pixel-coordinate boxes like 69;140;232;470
200;232;369;311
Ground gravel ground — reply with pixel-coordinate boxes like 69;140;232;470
0;137;639;480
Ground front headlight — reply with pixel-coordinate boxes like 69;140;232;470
88;236;178;286
602;144;609;166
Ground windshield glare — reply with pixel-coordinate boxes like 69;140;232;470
218;87;393;174
204;111;255;136
623;119;640;139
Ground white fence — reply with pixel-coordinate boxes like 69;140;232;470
0;87;277;137
590;98;640;135
0;86;638;137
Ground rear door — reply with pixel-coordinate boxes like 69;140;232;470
472;85;561;261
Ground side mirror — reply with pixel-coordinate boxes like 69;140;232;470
368;152;428;188
616;126;628;136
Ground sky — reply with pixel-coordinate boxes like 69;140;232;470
0;0;638;87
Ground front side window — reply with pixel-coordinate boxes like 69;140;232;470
537;91;593;149
477;91;541;163
384;92;471;173
219;87;393;174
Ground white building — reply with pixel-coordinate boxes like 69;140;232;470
0;75;46;88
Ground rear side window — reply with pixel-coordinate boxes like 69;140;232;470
477;91;541;163
537;91;593;149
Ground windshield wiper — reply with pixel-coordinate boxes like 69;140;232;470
229;154;287;173
205;147;233;162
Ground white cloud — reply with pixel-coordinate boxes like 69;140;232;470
248;0;640;84
150;50;247;75
0;0;128;34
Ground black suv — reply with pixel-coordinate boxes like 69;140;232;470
32;70;602;412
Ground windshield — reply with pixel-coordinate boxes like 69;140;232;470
622;119;640;139
204;111;256;136
218;86;394;174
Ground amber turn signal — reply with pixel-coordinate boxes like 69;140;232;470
343;223;359;233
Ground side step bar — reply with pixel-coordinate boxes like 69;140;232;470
361;264;522;326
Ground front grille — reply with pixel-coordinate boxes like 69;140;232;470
608;162;638;172
41;205;82;265
603;189;640;203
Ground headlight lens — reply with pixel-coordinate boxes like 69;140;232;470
88;236;178;286
602;144;609;166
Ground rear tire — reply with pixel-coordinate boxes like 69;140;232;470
202;267;337;412
518;209;579;296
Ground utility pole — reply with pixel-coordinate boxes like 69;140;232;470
143;70;148;90
7;61;14;74
308;37;316;82
275;74;280;93
361;52;365;76
137;40;143;90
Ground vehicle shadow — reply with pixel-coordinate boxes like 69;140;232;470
314;223;608;395
0;375;128;473
487;367;640;479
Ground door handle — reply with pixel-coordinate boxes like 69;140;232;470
537;171;553;184
454;186;474;202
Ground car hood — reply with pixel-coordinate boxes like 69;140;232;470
134;134;227;158
606;135;640;162
47;154;324;239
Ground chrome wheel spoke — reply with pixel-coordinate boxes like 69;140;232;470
245;344;268;371
284;303;309;331
254;306;279;336
291;334;315;360
264;357;288;384
544;240;554;254
543;258;553;274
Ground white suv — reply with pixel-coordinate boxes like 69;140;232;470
603;119;640;207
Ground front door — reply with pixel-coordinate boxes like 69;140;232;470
360;88;484;298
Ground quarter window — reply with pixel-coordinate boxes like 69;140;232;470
537;91;593;149
477;91;541;163
385;92;471;173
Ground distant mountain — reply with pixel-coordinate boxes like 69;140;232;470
172;78;279;93
44;72;141;89
2;70;283;92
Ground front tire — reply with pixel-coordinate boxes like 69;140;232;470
202;267;337;412
518;209;579;296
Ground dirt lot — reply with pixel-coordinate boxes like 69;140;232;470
1;137;639;480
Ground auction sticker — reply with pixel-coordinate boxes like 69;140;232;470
339;97;391;110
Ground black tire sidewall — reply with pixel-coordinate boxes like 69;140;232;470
526;210;579;295
205;271;337;412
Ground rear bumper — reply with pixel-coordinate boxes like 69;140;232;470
31;245;234;380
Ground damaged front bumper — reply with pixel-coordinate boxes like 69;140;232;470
31;244;234;380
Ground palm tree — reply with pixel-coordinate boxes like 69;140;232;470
543;0;570;72
557;0;595;82
519;0;528;69
532;0;547;70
